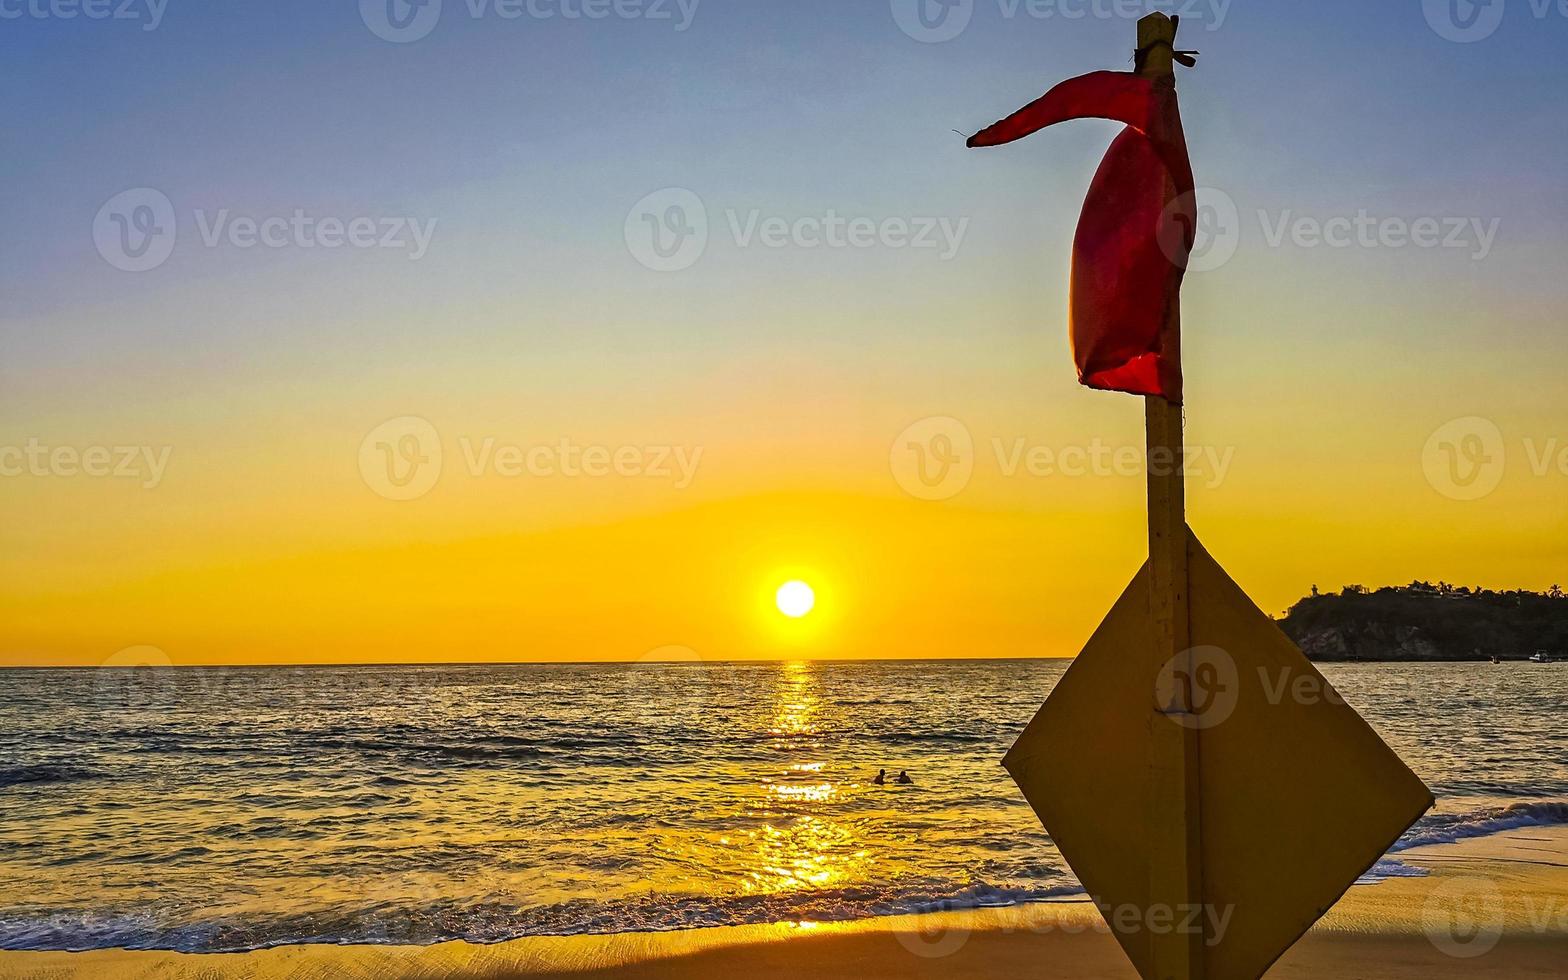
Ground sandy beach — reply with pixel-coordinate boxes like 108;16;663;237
4;826;1562;980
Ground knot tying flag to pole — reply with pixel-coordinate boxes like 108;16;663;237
1134;13;1200;71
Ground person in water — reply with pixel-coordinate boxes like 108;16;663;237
896;771;913;785
873;769;886;785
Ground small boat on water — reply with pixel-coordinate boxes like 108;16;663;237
1527;650;1556;664
1490;656;1501;664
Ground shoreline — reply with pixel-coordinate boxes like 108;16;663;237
3;827;1564;979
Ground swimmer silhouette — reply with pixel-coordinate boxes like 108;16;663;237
896;771;913;785
873;769;886;785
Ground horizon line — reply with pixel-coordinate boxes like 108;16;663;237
0;655;1078;671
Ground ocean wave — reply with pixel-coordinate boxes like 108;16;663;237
1356;858;1428;883
1335;801;1568;883
125;736;554;763
0;878;1085;953
872;731;998;745
1394;800;1568;851
5;799;1564;953
0;765;95;789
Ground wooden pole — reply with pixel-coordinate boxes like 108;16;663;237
1136;12;1204;980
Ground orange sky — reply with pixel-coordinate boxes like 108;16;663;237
3;352;1563;666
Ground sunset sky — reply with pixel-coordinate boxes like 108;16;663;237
3;2;1565;665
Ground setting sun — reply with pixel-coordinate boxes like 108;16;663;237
775;581;816;619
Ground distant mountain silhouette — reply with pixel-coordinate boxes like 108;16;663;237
1277;582;1568;662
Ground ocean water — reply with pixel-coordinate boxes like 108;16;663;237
0;660;1563;952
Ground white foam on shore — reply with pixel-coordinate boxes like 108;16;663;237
1392;801;1568;852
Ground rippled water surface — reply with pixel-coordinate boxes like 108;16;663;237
0;661;1563;951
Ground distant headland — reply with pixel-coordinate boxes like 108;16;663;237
1278;582;1568;663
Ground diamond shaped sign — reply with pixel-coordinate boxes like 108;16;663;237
1004;529;1432;979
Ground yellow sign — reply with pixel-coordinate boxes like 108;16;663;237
1005;530;1433;979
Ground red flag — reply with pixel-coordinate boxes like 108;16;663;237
969;71;1194;402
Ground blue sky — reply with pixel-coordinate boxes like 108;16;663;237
5;2;1564;299
5;2;1563;421
4;0;1565;433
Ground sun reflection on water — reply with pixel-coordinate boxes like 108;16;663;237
734;662;879;895
767;660;819;740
